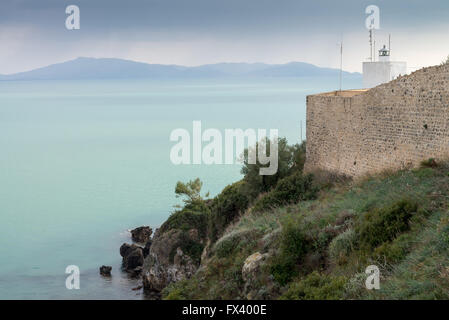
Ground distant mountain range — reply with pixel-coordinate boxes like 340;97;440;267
0;57;361;80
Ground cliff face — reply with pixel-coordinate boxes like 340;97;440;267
142;228;201;293
305;64;449;178
140;201;210;294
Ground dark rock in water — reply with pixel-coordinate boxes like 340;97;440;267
131;226;152;243
130;266;143;277
120;243;135;257
120;243;144;271
143;240;152;258
100;265;112;276
125;249;144;270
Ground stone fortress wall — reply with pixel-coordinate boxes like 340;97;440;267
304;64;449;177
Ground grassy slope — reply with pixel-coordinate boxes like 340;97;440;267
163;164;449;300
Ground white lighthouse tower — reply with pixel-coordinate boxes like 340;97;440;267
363;40;407;88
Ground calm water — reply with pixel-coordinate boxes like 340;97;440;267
0;77;361;299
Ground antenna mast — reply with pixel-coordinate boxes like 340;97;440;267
389;34;391;56
339;41;343;92
369;29;376;62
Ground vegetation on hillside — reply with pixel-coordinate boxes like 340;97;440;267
157;137;449;300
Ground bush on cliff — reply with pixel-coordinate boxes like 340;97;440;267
280;272;347;300
208;181;250;242
270;217;309;285
213;229;261;259
240;139;306;198
354;199;418;251
253;172;317;213
160;201;210;239
326;200;419;266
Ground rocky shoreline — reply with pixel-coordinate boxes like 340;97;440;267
99;224;201;298
141;227;201;294
119;226;152;278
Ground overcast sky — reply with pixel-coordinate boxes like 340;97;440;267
1;0;449;74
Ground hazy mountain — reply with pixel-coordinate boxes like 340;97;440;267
0;58;200;80
0;58;361;80
246;62;360;77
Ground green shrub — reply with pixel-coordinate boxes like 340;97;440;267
355;199;418;251
328;229;356;265
162;279;193;300
270;261;296;286
213;229;261;259
208;181;249;241
270;219;309;285
253;172;317;213
241;138;306;197
372;239;407;264
161;206;209;238
163;286;187;300
280;271;347;300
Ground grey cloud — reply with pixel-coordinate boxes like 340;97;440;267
1;0;449;73
2;0;448;36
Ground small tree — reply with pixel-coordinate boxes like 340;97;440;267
175;178;209;206
240;137;306;197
